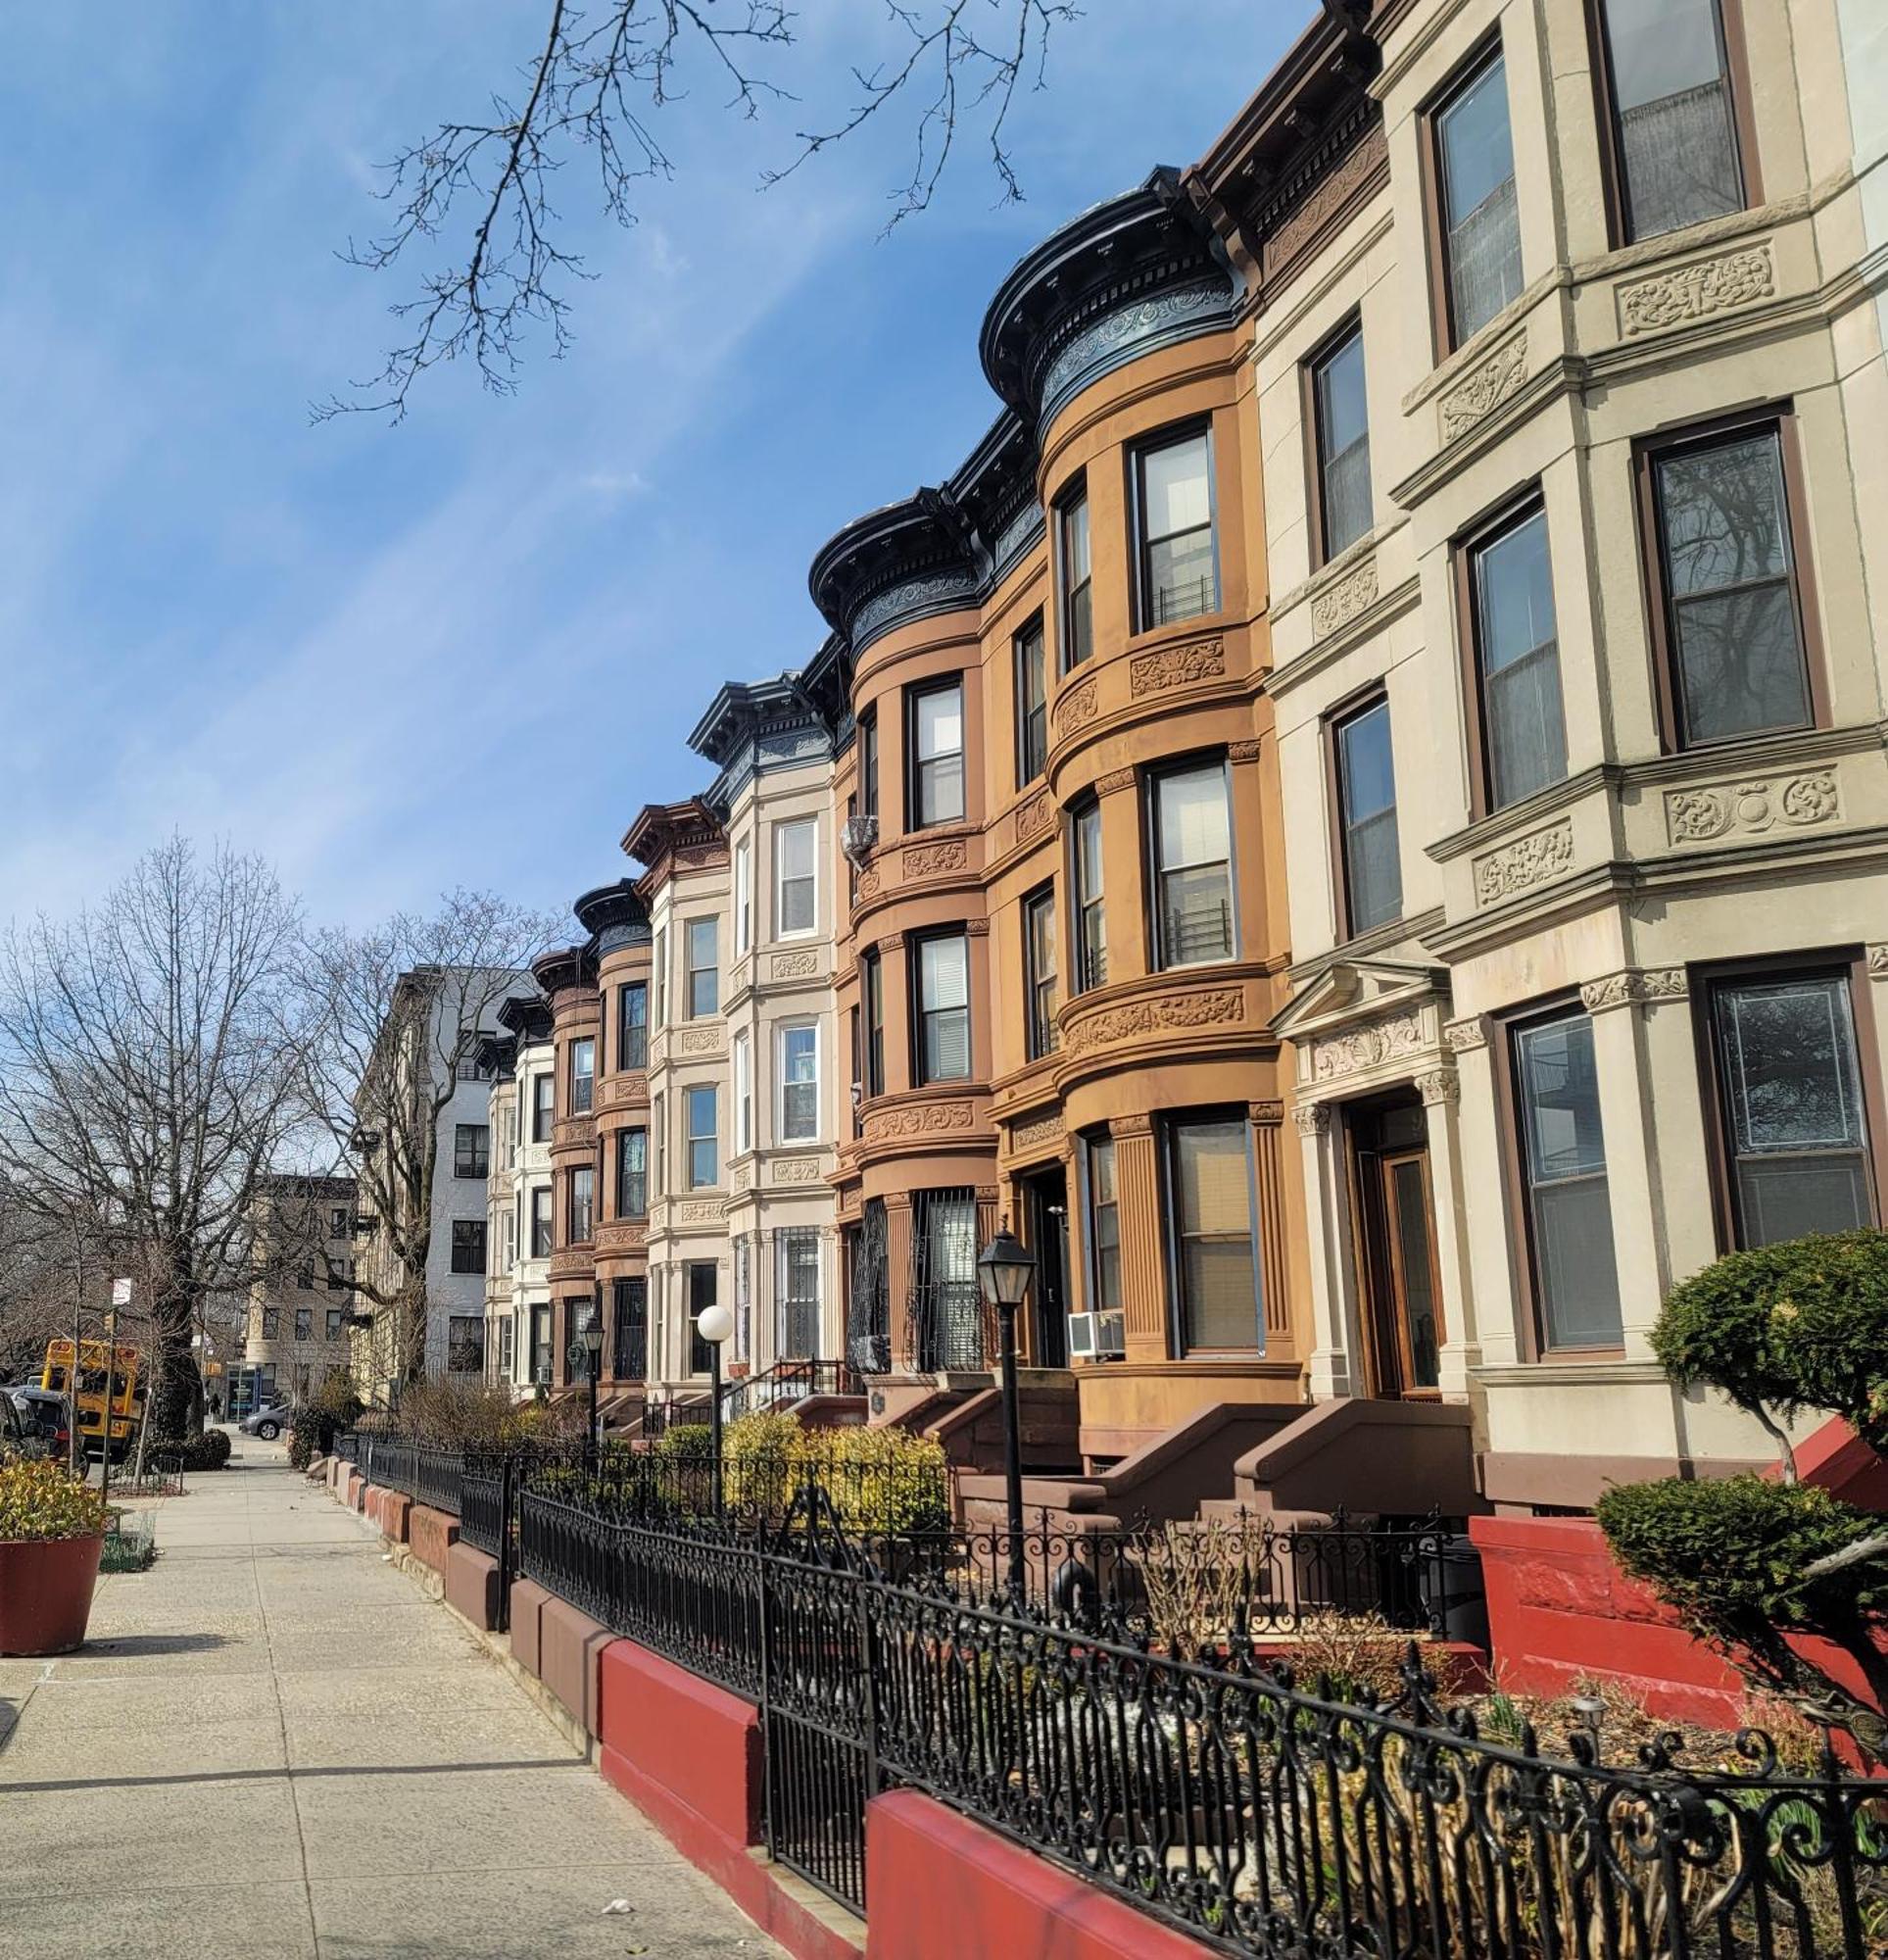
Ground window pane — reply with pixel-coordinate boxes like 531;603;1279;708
1715;975;1872;1244
917;685;961;763
1476;509;1567;808
1337;701;1402;934
1316;328;1372;559
1515;1014;1622;1346
1171;1119;1259;1350
1064;492;1090;586
1437;54;1523;339
1161;865;1234;965
1142;434;1211;539
921;753;965;826
1157;765;1231;869
1157;766;1233;967
1147;530;1217;626
925;1009;970;1082
921;935;968;1010
1603;0;1742;239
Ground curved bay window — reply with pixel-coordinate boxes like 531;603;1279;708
1134;427;1218;629
1164;1115;1263;1353
1150;760;1234;968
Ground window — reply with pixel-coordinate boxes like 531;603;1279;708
1014;616;1047;785
653;929;667;1026
294;1308;313;1343
777;1227;821;1357
448;1314;484;1375
1706;967;1878;1246
529;1187;553;1259
908;680;965;829
325;1308;346;1341
687;1261;718;1376
451;1219;488;1275
686;918;719;1018
1332;697;1402;936
616;1128;648;1220
1135;428;1217;629
569;1038;595;1116
1645;419;1814;748
1431;46;1523;347
1596;0;1746;242
685;1084;718;1189
1468;502;1566;811
454;1045;495;1083
1166;1116;1262;1351
328;1204;351;1240
263;1307;280;1341
1059;483;1092;667
775;819;818;937
1087;1134;1122;1315
911;1189;985;1371
532;1072;555;1143
499;1313;515;1379
567;1166;595;1245
734;1031;753;1154
499;1205;515;1271
1511;1008;1622;1349
860;951;885;1099
1310;321;1372;562
734;839;752;956
296;1267;313;1292
915;934;971;1085
779;1024;819;1142
1151;761;1234;968
618;981;648;1072
324;1260;350;1292
454;1123;489;1179
1023;885;1059;1060
612;1276;648;1380
858;710;879;819
653;1094;666;1198
1072;798;1107;992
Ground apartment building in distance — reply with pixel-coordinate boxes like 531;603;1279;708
239;1173;359;1408
690;675;843;1380
479;994;554;1394
1206;0;1888;1508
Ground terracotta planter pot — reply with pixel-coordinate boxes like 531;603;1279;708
0;1533;105;1655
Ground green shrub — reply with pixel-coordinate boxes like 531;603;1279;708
291;1372;364;1469
0;1458;110;1542
152;1429;231;1472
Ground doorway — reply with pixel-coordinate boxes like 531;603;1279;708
1018;1164;1070;1369
1346;1095;1445;1398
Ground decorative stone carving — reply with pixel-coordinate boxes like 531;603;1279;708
1264;125;1387;278
1310;557;1378;637
1247;1100;1284;1126
1064;987;1244;1056
677;1026;722;1055
854;863;881;902
902;838;968;877
1292;1103;1331;1137
863;1101;978;1142
1053;677;1099;737
1641;967;1688;1002
1226;740;1261;762
1665;770;1841;845
1443;1016;1487;1054
671;845;724;873
770;950;819;981
1438;332;1527;441
1129;636;1226;696
605;1072;648;1104
1580;967;1691;1014
1416;1069;1460;1106
1040;278;1232;415
1093;767;1137;796
732;1166;751;1193
1008;1110;1063;1153
1110;1112;1155;1139
1619;242;1774;336
1869;946;1888;978
1312;1010;1424;1081
1014;790;1055;840
772;1157;825;1184
991;502;1045;569
852;572;978;645
1473;820;1575;907
677;1200;727;1224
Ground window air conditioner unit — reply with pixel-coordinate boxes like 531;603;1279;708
841;813;879;867
1066;1311;1126;1361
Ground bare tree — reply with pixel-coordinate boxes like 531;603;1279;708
298;894;557;1394
0;840;306;1440
320;0;1075;420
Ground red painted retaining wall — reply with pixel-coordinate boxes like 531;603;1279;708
444;1543;501;1631
864;1788;1205;1960
508;1579;550;1680
407;1504;459;1574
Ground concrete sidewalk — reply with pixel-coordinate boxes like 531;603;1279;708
0;1434;780;1959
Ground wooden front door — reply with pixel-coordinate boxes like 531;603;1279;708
1350;1100;1446;1398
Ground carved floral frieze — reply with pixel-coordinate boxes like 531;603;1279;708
1579;967;1688;1014
771;1156;826;1185
1443;1017;1487;1054
1417;1069;1460;1106
902;838;969;877
1473;820;1574;907
1007;1110;1064;1154
1313;1010;1424;1081
1064;987;1244;1056
1292;1103;1331;1137
676;1199;729;1224
1014;790;1054;841
1310;557;1378;638
1664;770;1840;846
1053;677;1099;737
1438;331;1527;440
770;950;819;981
1618;243;1774;337
677;1026;723;1056
1129;636;1225;697
862;1100;978;1143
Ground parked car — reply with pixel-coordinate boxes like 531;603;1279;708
4;1387;71;1462
240;1401;293;1441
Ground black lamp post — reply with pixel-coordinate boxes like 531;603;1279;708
977;1226;1037;1606
698;1302;735;1518
582;1302;604;1477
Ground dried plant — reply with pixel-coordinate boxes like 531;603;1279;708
1131;1519;1254;1657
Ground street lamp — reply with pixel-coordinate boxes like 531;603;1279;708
698;1302;735;1518
977;1227;1037;1605
582;1302;604;1476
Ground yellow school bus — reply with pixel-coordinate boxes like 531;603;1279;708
42;1340;144;1461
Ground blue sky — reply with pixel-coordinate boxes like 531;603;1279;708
0;2;1294;931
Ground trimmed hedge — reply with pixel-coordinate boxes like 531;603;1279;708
151;1429;232;1473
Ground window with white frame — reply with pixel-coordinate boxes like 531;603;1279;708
685;1084;718;1189
779;1023;819;1142
775;818;817;938
734;1031;752;1154
735;839;752;956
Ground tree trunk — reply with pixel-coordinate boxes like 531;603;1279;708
149;1285;204;1441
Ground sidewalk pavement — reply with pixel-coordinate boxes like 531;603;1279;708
0;1432;782;1959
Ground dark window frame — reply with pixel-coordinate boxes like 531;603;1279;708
1129;419;1221;634
1325;686;1403;943
1085;1129;1122;1318
1022;881;1059;1062
529;1186;553;1259
858;710;880;820
568;1036;596;1115
616;1126;648;1221
453;1121;490;1180
565;1166;595;1246
450;1218;488;1276
1303;313;1372;569
860;949;886;1099
1145;754;1238;972
532;1071;555;1143
1056;477;1093;670
904;675;966;832
911;928;972;1088
1069;795;1108;995
1691;950;1888;1254
1585;0;1758;250
1420;33;1521;361
1014;612;1048;788
1632;404;1824;755
1158;1107;1266;1358
618;981;648;1073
